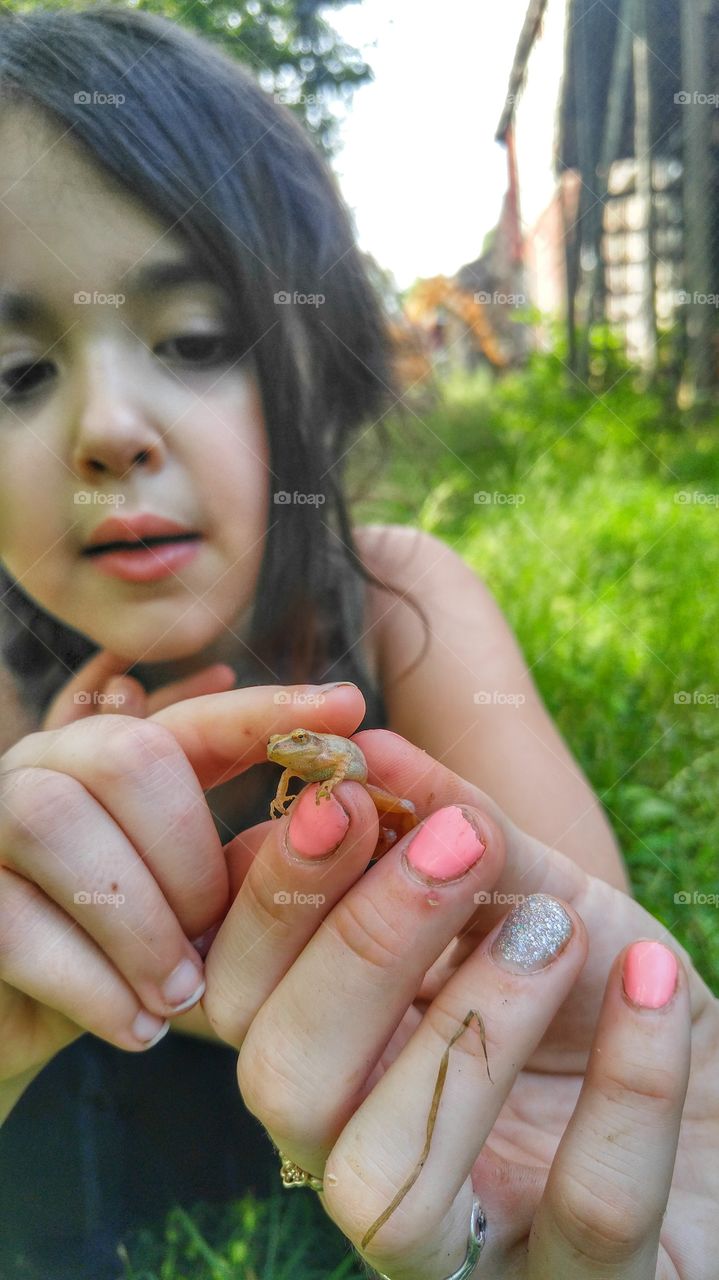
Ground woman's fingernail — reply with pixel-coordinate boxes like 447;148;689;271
622;939;678;1009
403;806;486;885
490;893;573;973
317;682;358;692
161;958;206;1011
286;783;350;860
132;1010;171;1048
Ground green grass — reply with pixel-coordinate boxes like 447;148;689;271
115;1190;369;1279
350;344;719;986
117;341;718;1277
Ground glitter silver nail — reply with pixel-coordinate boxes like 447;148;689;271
490;893;573;973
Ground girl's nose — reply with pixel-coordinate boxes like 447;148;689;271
70;350;167;478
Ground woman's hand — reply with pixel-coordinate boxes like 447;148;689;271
0;682;363;1094
41;646;239;729
203;729;718;1279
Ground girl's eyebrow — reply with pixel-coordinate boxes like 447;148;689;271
0;257;215;329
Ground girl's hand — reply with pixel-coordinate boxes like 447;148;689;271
0;683;363;1089
41;647;238;729
203;729;718;1279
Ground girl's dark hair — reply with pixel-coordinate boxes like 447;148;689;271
0;3;429;720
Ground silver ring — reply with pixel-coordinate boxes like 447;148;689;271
377;1196;487;1280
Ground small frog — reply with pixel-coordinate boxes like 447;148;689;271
267;728;418;858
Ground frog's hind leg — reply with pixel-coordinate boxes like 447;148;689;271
269;768;300;819
364;785;418;827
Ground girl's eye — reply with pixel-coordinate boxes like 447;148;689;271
0;359;53;403
0;333;236;404
156;333;235;367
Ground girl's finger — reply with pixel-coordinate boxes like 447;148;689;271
99;675;147;716
0;866;176;1054
530;939;690;1279
315;894;588;1279
144;663;237;715
41;648;135;729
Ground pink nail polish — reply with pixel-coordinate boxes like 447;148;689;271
287;783;350;859
403;806;486;884
622;940;678;1009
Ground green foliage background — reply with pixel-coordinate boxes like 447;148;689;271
0;0;370;154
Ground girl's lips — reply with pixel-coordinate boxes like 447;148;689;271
84;535;203;582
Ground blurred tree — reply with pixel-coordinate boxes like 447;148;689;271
1;0;371;155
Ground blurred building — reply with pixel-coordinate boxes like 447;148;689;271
490;0;719;397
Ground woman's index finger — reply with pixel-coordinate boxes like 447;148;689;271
148;683;367;791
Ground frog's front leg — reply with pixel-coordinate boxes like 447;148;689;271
315;751;352;803
269;768;300;819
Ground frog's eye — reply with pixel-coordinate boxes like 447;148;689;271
292;729;308;743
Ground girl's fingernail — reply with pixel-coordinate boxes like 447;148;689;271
622;939;678;1009
403;806;486;885
287;784;350;860
132;1011;171;1048
317;682;357;692
490;893;573;973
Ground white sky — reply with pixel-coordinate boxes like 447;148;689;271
328;0;536;290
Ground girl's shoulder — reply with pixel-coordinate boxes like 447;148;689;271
352;521;493;686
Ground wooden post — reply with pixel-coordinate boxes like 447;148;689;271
577;0;634;382
679;0;714;398
632;0;658;380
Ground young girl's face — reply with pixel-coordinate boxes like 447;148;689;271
0;106;270;669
